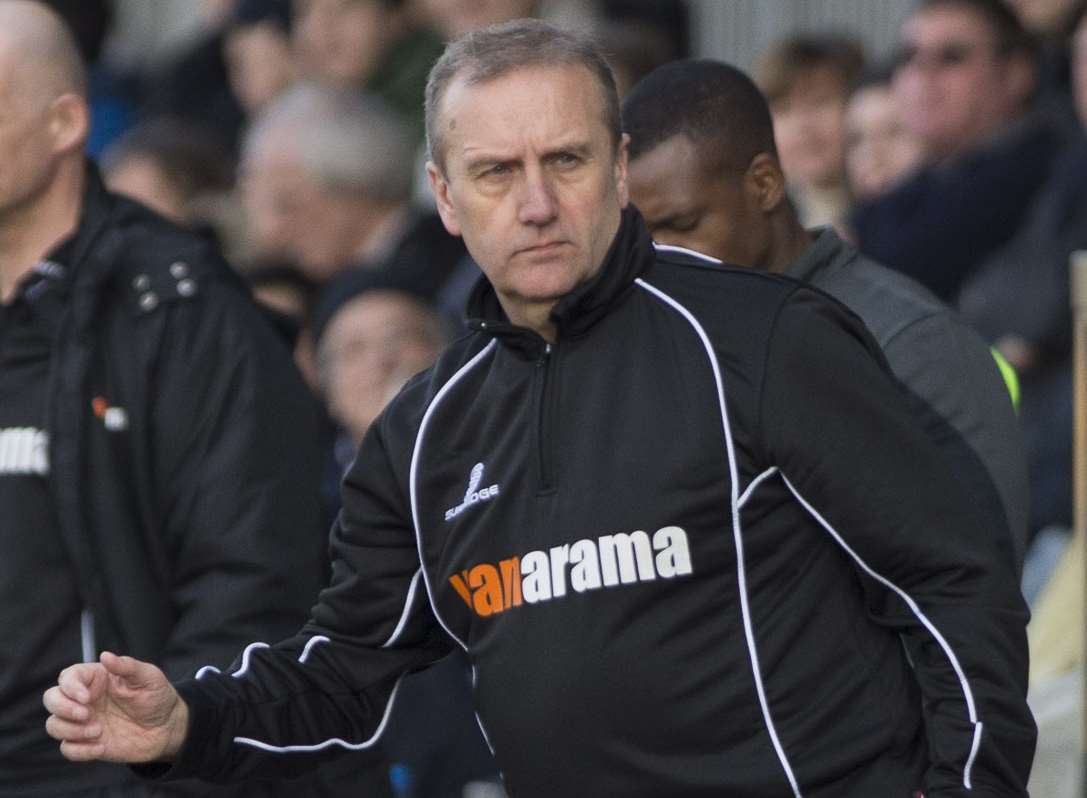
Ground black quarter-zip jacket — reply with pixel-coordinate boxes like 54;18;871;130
163;209;1035;797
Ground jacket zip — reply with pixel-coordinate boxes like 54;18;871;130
536;342;557;492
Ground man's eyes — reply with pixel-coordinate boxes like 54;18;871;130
481;163;512;178
474;153;582;180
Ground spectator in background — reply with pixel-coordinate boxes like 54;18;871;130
844;65;926;200
956;4;1087;550
852;0;1060;302
292;0;444;140
0;2;393;796
312;277;502;798
223;0;296;115
240;82;465;300
101;116;235;229
755;34;864;229
624;57;1029;569
317;286;446;451
896;0;1041;163
242;84;408;281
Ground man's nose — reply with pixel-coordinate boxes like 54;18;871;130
517;167;558;226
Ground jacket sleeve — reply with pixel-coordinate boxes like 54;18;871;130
152;408;451;783
149;279;327;682
880;312;1029;572
758;288;1036;797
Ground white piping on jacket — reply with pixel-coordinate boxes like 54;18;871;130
652;242;722;264
408;339;499;752
635;278;802;798
738;467;779;509
408;339;498;653
231;642;270;678
780;472;982;791
381;569;423;649
234;676;405;753
299;635;330;663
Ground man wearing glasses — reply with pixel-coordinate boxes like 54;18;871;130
852;0;1061;303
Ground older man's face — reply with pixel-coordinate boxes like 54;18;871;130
241;148;368;282
428;64;628;327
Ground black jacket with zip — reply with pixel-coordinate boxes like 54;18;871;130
42;167;391;797
162;207;1035;797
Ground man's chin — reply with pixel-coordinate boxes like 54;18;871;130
505;261;587;297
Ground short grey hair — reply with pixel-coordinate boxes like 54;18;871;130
242;82;415;204
424;18;621;171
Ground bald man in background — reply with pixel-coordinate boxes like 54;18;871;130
0;2;391;795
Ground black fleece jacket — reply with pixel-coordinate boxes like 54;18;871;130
163;208;1035;797
43;167;391;797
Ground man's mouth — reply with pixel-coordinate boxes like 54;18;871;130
517;241;568;256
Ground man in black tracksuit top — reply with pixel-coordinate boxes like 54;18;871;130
45;19;1036;797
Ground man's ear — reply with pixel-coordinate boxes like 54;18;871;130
426;161;462;237
47;94;89;156
745;153;786;213
614;132;631;208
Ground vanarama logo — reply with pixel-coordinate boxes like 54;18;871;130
449;526;693;617
444;462;500;521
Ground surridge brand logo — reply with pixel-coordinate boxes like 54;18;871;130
450;526;693;617
0;427;49;475
444;462;500;521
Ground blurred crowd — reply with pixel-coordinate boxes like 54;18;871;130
755;0;1086;584
31;0;1087;792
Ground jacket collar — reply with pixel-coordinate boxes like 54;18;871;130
466;206;656;357
785;226;856;283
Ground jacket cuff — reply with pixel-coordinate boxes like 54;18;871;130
130;678;222;782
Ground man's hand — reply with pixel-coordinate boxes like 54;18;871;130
43;651;189;764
